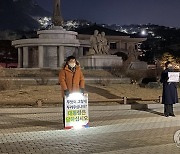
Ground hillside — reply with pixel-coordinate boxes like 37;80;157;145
0;0;51;31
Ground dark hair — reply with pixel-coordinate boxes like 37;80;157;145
65;56;76;62
165;61;171;67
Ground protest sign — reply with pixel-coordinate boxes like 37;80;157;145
168;72;180;82
64;93;89;129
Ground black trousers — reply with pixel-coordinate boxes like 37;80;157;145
164;104;174;115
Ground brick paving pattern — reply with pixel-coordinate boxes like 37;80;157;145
0;105;180;153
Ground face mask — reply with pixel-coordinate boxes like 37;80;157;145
68;63;76;68
168;66;173;69
168;64;173;69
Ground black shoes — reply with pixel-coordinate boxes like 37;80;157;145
164;114;175;117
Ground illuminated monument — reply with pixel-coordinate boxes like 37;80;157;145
12;0;80;68
52;0;63;26
12;0;145;69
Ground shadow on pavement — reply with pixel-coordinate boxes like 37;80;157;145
86;84;121;99
144;109;164;116
131;104;164;116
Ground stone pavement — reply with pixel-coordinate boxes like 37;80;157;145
0;104;180;154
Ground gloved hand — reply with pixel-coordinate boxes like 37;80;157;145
80;88;85;95
64;89;70;97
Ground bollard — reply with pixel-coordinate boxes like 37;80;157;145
123;97;127;104
159;96;162;103
36;99;43;107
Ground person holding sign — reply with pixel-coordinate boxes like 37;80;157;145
59;56;85;127
160;61;178;117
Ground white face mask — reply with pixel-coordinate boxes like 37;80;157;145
68;63;76;68
168;64;173;69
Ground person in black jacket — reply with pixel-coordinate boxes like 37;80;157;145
160;61;178;117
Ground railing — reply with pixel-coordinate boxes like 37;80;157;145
89;96;162;104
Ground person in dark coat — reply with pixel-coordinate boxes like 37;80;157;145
160;61;178;117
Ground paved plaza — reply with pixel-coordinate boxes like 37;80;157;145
0;104;180;154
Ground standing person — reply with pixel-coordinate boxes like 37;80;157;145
160;61;178;117
59;56;85;127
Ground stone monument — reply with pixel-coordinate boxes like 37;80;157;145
12;0;80;69
52;0;63;26
79;30;122;69
87;30;109;55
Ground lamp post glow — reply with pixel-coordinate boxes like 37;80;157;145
64;92;89;129
141;29;147;36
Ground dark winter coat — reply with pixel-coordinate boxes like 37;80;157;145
160;68;178;104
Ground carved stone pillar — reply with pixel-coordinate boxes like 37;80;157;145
58;46;65;67
38;46;44;68
23;47;28;68
18;48;23;68
79;47;84;57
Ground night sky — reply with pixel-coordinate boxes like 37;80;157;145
36;0;180;27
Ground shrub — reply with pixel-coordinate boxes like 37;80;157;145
0;79;14;91
96;78;111;86
35;69;54;85
108;62;128;77
113;52;128;61
126;70;147;83
141;77;157;84
0;68;15;91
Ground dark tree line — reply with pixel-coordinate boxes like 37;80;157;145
140;26;180;63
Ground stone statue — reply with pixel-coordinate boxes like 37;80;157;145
87;30;109;55
88;30;99;55
52;0;63;26
97;33;103;54
100;32;109;54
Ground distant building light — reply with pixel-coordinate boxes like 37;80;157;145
121;29;128;33
44;17;49;21
141;30;147;36
155;36;161;39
